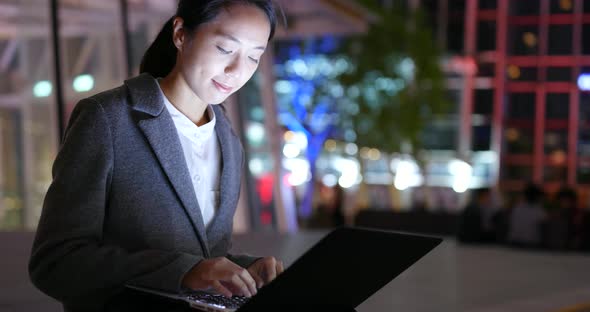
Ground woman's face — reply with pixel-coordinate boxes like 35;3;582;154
173;4;271;105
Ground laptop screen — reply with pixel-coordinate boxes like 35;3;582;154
238;227;442;311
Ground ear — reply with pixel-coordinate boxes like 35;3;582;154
172;17;185;52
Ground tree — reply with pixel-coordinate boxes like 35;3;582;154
273;2;450;218
274;38;348;218
338;1;450;155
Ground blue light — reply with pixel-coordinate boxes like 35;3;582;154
579;73;590;91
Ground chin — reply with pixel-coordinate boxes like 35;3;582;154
208;97;228;105
206;91;233;105
197;92;223;105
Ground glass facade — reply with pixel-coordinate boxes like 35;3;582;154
0;0;57;229
0;0;175;229
59;0;126;121
236;74;277;230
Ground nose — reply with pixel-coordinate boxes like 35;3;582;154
224;56;242;80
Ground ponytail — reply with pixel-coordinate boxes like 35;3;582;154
139;17;177;78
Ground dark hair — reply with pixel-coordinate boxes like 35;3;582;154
472;188;491;200
140;0;279;78
523;182;543;204
556;186;577;204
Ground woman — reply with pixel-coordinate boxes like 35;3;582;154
29;1;283;311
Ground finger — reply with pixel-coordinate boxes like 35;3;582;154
276;260;284;275
248;269;264;289
230;272;252;297
239;268;258;296
220;280;244;297
265;260;277;283
211;280;233;298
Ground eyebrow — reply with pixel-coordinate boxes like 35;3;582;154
218;32;266;51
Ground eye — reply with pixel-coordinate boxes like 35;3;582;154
216;46;232;54
248;57;260;64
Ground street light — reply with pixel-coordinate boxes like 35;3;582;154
578;73;590;91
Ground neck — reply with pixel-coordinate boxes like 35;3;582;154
159;70;209;126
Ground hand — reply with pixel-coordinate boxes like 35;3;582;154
182;257;257;298
247;256;284;289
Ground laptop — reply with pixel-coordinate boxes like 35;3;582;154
127;226;442;311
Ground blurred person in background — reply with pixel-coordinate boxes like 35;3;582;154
580;199;590;252
457;188;500;244
28;1;285;311
578;208;590;252
542;186;577;250
507;183;547;249
307;183;346;229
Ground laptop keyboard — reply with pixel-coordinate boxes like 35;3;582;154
187;292;250;309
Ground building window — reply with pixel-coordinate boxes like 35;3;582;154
547;67;572;82
472;125;491;151
479;0;497;10
580;93;590;158
507;66;538;81
580;128;590;152
544;166;567;183
544;130;568;154
580;92;590;126
548;25;573;55
478;63;495;77
506;92;536;119
508;26;539;56
474;89;494;115
445;90;461;114
510;1;540;16
477;21;496;51
550;0;574;13
422;0;439;37
502;165;533;181
504;92;535;155
449;0;466;11
505;127;534;154
577;159;590;184
545;93;570;119
583;24;590;55
447;20;465;53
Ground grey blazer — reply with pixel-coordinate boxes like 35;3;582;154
28;74;257;312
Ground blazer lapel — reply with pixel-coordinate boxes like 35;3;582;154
206;106;242;245
125;74;210;254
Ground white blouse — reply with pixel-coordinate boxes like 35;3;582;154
161;91;221;228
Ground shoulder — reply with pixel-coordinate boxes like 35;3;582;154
71;74;152;120
67;87;127;123
64;82;137;140
76;73;160;113
84;84;129;114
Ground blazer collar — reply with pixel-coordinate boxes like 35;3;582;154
127;73;210;254
207;105;243;246
125;73;243;253
124;73;166;117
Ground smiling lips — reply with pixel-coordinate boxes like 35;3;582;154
212;80;233;94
